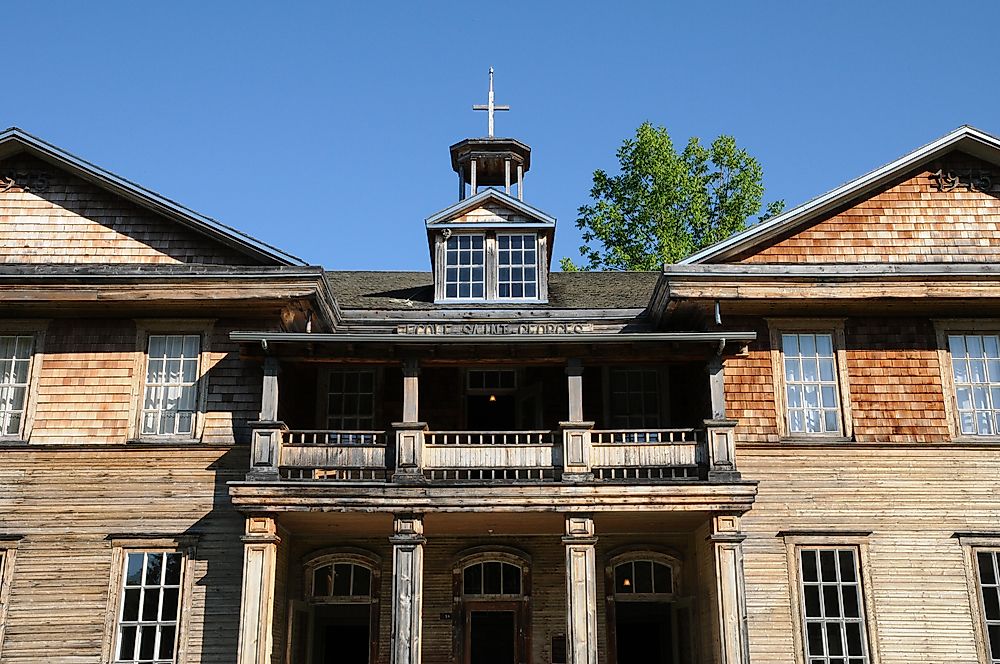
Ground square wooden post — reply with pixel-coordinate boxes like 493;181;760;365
390;514;425;664
563;515;598;664
705;355;740;480
249;357;284;480
709;515;750;664
562;359;594;481
237;516;280;664
394;359;426;483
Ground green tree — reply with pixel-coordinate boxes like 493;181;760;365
561;122;783;271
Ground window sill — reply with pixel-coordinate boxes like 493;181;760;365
0;439;28;447
952;435;1000;444
778;436;855;444
127;438;202;446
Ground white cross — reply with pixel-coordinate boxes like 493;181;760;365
472;67;509;137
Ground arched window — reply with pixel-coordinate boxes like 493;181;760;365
614;560;673;597
312;562;373;601
462;560;523;597
608;551;681;600
304;551;380;604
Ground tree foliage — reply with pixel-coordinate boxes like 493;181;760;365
561;122;783;271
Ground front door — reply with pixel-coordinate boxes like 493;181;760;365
614;601;676;664
464;603;521;664
311;604;371;664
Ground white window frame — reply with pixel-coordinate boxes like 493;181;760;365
0;321;46;442
434;231;547;303
496;232;539;301
0;539;19;661
130;322;213;442
103;537;196;664
958;535;1000;664
935;320;1000;440
783;534;880;664
768;319;853;440
443;233;487;300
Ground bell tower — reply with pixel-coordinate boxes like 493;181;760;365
451;68;531;201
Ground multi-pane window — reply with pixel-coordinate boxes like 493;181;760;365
141;335;200;437
797;548;870;664
976;550;1000;663
614;560;673;596
466;369;516;393
0;335;32;437
114;551;184;664
312;562;373;600
444;234;485;299
783;333;841;435
463;561;522;596
609;369;660;429
497;233;538;299
949;334;1000;436
326;370;375;430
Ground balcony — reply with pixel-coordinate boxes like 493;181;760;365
250;421;737;484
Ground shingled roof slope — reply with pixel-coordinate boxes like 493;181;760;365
325;271;659;310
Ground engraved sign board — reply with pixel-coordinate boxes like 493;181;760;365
396;322;594;335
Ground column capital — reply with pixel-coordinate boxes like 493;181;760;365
562;515;597;544
565;358;584;377
391;514;426;545
401;358;421;377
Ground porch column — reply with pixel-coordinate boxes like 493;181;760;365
563;515;598;664
709;515;749;664
393;359;426;483
390;514;425;664
705;355;740;481
562;359;594;481
237;516;280;664
249;357;283;480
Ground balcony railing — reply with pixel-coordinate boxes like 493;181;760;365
249;420;738;483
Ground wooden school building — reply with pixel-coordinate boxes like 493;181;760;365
2;109;1000;664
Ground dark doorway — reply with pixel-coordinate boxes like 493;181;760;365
312;604;370;664
614;602;674;664
466;394;516;430
467;609;517;664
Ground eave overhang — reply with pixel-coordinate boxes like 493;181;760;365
0;265;341;328
230;330;756;345
650;263;1000;323
0;127;305;266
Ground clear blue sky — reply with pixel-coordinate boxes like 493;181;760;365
3;2;996;270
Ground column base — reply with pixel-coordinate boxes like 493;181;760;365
392;470;428;485
708;469;742;482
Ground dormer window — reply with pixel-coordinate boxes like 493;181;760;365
445;234;486;299
439;231;544;302
497;233;538;299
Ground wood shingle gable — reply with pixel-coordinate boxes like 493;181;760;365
681;125;1000;265
0;128;303;266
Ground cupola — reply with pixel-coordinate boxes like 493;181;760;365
425;69;556;304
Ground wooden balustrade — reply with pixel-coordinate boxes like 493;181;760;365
279;429;388;481
248;425;731;483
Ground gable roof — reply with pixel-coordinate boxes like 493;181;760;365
680;125;1000;265
424;188;556;228
0;127;305;266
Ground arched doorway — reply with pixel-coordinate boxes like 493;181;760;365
300;551;381;664
453;550;531;664
606;552;688;664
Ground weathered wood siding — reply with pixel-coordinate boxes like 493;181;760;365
27;318;261;445
726;317;952;443
0;155;258;265
739;153;1000;264
740;445;998;664
0;447;247;662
